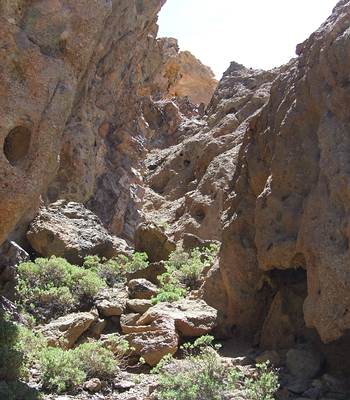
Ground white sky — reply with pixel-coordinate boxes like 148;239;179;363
158;0;337;78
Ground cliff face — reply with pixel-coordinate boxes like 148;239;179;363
140;37;218;105
141;0;350;353
218;0;350;345
2;0;350;363
0;0;166;245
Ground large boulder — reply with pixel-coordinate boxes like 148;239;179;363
40;311;97;349
124;317;179;366
27;201;130;264
286;348;324;380
137;299;217;337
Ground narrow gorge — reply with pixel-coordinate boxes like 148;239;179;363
1;1;350;399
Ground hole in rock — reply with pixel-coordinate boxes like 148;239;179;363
193;208;205;223
3;126;32;166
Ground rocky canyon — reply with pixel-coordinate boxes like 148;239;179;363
1;1;350;399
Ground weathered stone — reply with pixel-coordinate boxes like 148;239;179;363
260;283;307;350
141;37;217;106
120;313;142;334
27;201;129;264
286;348;323;380
95;288;128;317
0;0;113;246
128;279;159;300
127;261;166;285
134;223;176;263
40;312;96;349
86;318;107;339
127;299;153;314
84;378;102;393
138;299;217;337
125;317;179;366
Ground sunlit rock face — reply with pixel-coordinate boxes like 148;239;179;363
140;37;218;106
0;0;165;245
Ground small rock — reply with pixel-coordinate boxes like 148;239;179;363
128;279;158;300
286;348;323;379
127;299;153;314
125;317;179;366
95;288;128;317
84;378;102;392
114;379;136;391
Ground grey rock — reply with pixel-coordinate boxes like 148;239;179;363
286;348;323;380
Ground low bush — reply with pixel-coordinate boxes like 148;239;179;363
39;342;117;393
16;257;106;321
152;244;219;304
153;335;279;400
0;314;22;381
83;252;149;286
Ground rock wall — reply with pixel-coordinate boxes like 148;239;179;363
218;0;350;345
0;0;167;245
142;0;350;352
2;0;350;359
140;37;218;105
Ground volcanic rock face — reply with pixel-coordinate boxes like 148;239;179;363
142;0;350;349
2;0;350;368
217;0;350;344
0;0;166;246
140;37;218;105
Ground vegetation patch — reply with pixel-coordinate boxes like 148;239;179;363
152;244;219;304
83;252;149;286
152;335;279;400
16;256;106;322
40;342;117;393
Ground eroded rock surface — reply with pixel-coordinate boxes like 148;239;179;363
138;299;218;337
41;311;97;349
27;201;129;264
141;37;218;105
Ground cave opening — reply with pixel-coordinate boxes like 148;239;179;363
3;126;32;167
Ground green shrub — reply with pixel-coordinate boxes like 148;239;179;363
15;326;46;376
244;362;279;400
16;257;106;321
40;347;85;393
0;314;45;382
74;342;117;379
39;342;117;393
83;252;149;286
152;244;219;304
0;314;22;381
153;336;279;400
